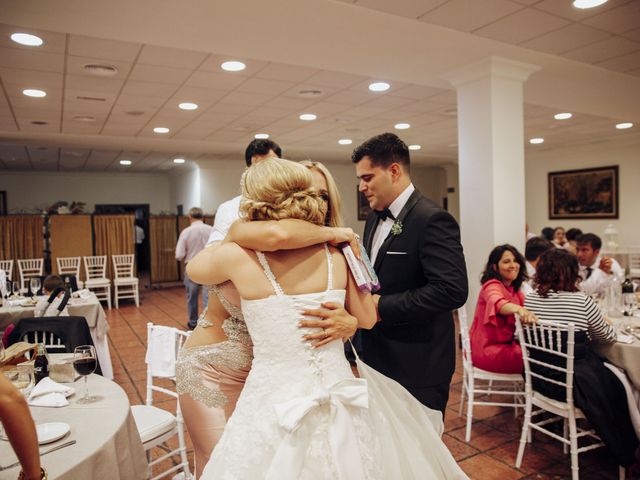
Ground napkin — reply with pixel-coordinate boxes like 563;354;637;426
145;326;177;377
616;333;635;344
28;377;74;407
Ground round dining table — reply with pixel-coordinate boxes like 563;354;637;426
0;374;147;479
594;312;640;390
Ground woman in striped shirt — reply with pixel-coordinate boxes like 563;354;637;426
524;248;638;469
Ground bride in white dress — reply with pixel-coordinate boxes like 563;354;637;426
188;157;467;480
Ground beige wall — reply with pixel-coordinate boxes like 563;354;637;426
525;140;640;248
0;171;171;214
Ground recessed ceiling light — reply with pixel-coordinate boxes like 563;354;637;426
23;89;46;98
120;160;132;165
178;102;198;111
338;139;352;145
221;61;246;72
173;158;186;164
408;144;421;151
254;133;269;139
394;123;410;130
572;0;608;9
10;33;44;47
615;122;633;130
299;113;317;121
554;112;573;120
153;127;170;134
529;137;544;144
369;82;390;92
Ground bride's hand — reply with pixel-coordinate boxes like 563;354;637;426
327;228;361;259
299;302;358;348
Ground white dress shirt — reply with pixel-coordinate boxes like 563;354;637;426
579;256;624;296
370;184;415;265
207;196;242;245
175;220;213;263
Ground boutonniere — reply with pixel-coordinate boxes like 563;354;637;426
391;219;403;236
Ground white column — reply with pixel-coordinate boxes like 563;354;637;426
446;57;540;308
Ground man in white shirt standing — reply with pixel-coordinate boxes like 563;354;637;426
176;207;213;329
207;139;282;245
576;232;624;296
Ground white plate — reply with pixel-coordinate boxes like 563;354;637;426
36;422;70;444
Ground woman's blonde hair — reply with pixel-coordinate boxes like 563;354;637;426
299;160;344;228
240;157;327;225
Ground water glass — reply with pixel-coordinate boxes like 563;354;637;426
30;277;41;296
73;345;97;404
14;370;35;398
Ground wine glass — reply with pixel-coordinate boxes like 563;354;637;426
14;369;35;398
73;345;97;404
12;281;21;298
30;277;41;296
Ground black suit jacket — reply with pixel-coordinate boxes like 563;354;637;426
361;189;468;388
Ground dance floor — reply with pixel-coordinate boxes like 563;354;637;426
108;286;624;479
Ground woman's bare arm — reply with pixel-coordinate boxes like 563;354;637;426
186;242;239;286
228;219;359;254
345;270;377;330
0;376;41;479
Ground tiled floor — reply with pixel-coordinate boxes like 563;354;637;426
107;286;631;479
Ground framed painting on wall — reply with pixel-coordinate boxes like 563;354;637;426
548;166;618;219
0;191;6;215
357;188;372;221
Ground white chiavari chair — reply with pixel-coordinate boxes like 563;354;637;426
56;256;83;289
83;256;111;309
17;258;44;293
112;254;139;308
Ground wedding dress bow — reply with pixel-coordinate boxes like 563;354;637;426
266;378;369;480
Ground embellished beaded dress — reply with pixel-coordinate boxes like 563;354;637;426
201;245;467;480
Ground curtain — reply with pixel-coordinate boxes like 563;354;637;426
93;215;134;280
50;215;93;281
149;216;180;284
0;215;44;271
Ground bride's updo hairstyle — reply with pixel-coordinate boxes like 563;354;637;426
240;157;327;226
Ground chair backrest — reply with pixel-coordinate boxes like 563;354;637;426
0;260;13;281
18;258;44;279
629;247;640;270
83;256;107;279
112;254;135;278
57;256;81;276
457;306;473;372
515;319;576;406
144;322;190;406
22;330;66;353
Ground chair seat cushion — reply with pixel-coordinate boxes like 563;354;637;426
114;277;138;285
473;367;523;382
85;278;110;287
532;392;586;418
131;405;176;443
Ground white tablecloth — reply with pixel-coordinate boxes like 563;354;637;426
0;374;147;480
0;294;113;379
594;313;640;390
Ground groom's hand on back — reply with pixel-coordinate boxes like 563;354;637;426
299;302;358;348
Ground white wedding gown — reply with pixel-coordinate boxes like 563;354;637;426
201;246;468;480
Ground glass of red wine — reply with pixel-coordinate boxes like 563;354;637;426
73;345;97;404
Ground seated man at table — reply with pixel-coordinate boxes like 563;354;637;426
576;233;624;296
34;275;70;317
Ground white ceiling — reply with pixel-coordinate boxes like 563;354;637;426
0;0;639;172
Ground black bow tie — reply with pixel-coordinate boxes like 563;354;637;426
375;208;395;222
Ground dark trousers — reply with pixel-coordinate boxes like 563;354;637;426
408;382;451;419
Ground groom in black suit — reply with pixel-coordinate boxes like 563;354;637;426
353;133;468;416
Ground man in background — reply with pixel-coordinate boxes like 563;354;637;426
176;207;213;329
576;233;624;296
522;236;554;294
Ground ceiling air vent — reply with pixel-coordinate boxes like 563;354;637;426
76;95;106;102
297;89;324;99
125;110;146;116
83;63;119;76
31;120;48;125
72;115;96;123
